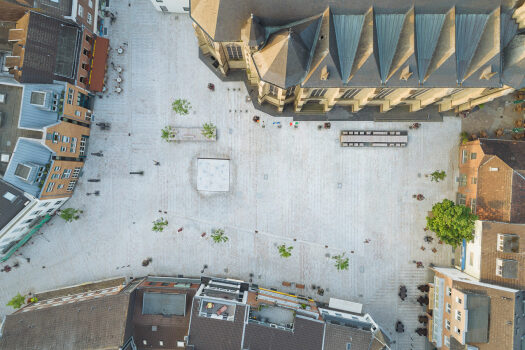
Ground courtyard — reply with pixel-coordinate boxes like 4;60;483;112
0;1;461;349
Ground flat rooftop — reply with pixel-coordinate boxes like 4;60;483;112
0;83;42;176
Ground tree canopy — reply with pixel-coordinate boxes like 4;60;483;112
426;199;477;247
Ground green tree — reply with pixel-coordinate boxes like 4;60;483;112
430;170;447;182
201;123;216;139
277;244;293;258
332;253;349;271
161;126;176;142
59;208;82;222
460;131;469;145
172;99;191;115
7;293;26;309
211;228;228;243
426;199;477;247
152;218;168;232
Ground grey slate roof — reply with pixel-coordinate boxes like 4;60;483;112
2;138;52;198
502;34;525;89
192;0;519;89
242;316;325;350
0;178;30;231
479;139;525;170
465;294;490;343
0;293;131;350
21;11;80;84
19;83;64;130
243;14;265;48
252;16;321;88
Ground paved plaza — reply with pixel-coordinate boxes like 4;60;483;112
0;2;461;348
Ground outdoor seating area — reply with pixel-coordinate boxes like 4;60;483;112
340;130;408;147
198;298;236;321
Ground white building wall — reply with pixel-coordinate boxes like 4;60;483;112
149;0;189;13
0;196;68;256
463;220;483;279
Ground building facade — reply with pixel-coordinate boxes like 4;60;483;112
191;1;525;116
457;139;524;223
427;267;525;350
0;275;391;350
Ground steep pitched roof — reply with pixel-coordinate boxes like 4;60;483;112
479;139;525;170
0;293;131;350
241;14;265;48
2;138;52;198
253;15;321;88
21;11;80;84
501;34;525;89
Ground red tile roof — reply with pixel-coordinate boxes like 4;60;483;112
89;37;109;92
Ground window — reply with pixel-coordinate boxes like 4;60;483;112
2;192;17;202
310;88;327;97
14;164;32;181
461;149;468;164
156;0;163;2
470;152;477;160
446;303;451;313
455;310;461;321
62;169;72;179
456;297;462;304
285;87;295;97
160;5;168;12
471;177;477;184
75;110;81;117
445;319;451;330
268;84;279;96
24;219;33;224
79;136;88;156
375;88;395;99
60;146;67;152
31;210;42;216
470;198;476;214
447;287;452;296
52;132;60;144
88;0;93;7
340;88;359;99
54;166;61;171
67;88;74;104
458;174;467;187
55;200;62;205
41;202;51;207
46;208;54;213
57;184;64;189
62;136;70;143
46;182;55;192
87;13;92;25
72;167;81;179
346;344;352;350
456;193;466;205
78;4;84;17
455;326;461;334
67;181;77;192
51;174;59;180
225;44;243;60
490;167;499;172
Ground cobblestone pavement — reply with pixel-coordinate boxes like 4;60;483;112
0;2;462;348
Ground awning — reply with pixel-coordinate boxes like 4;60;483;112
0;215;51;262
89;37;109;92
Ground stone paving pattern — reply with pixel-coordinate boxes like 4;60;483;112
0;2;462;349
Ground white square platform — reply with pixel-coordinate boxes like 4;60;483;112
197;158;230;192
